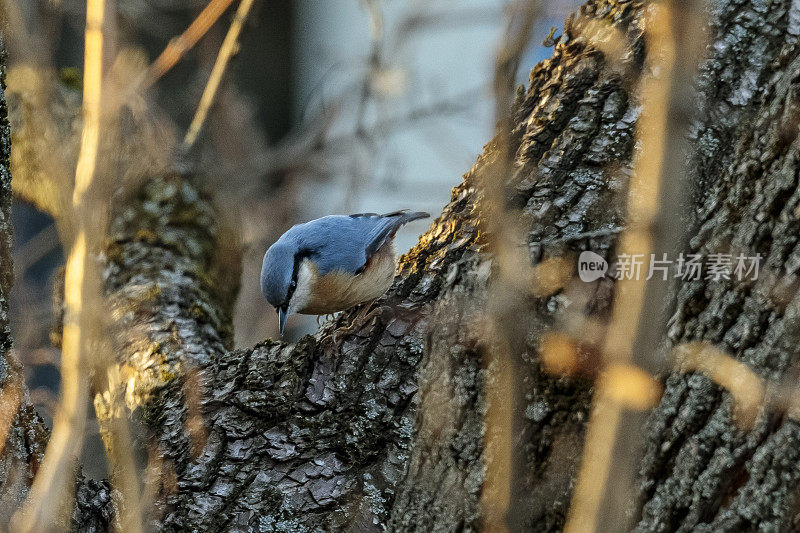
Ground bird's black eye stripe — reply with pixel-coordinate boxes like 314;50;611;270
285;250;311;306
285;278;298;307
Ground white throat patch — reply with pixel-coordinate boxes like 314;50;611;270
288;260;315;314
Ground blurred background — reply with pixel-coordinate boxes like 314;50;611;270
6;0;579;478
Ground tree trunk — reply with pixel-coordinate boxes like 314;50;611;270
3;0;800;530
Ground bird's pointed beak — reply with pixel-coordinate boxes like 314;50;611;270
278;307;289;336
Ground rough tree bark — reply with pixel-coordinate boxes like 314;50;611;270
2;0;800;530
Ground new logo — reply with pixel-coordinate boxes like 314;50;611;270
578;251;608;282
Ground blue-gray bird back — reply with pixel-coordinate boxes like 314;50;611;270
281;210;429;276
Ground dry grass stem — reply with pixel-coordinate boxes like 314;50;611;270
565;1;705;531
12;0;142;530
183;0;257;149
674;342;766;427
480;1;540;530
142;0;237;88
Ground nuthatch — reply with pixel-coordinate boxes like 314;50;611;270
261;210;430;335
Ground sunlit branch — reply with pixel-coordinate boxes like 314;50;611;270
142;0;237;88
564;1;706;531
182;0;257;149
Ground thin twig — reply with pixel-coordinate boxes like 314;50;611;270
355;0;383;137
229;87;479;188
142;0;237;88
13;0;144;530
564;1;705;531
182;0;257;150
480;1;540;531
11;0;106;526
344;0;384;210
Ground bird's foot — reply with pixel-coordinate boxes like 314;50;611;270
331;304;393;344
317;313;339;327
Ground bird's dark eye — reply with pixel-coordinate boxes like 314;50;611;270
290;280;297;290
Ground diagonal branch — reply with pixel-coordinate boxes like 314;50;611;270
182;0;257;150
142;0;238;88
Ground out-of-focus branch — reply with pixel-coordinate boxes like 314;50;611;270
182;0;256;149
1;0;80;223
392;5;502;48
142;0;237;88
340;0;385;208
564;1;705;531
5;67;79;222
11;0;140;530
674;342;800;428
355;0;383;137
0;0;35;62
480;1;541;531
13;224;60;276
0;29;52;520
225;89;479;194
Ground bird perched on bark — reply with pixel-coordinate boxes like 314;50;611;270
260;210;430;335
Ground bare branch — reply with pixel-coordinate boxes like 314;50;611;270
142;0;237;88
182;0;257;149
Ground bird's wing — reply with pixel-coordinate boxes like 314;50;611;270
294;212;429;276
360;211;429;260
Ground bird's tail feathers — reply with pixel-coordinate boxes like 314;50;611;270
384;210;430;225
